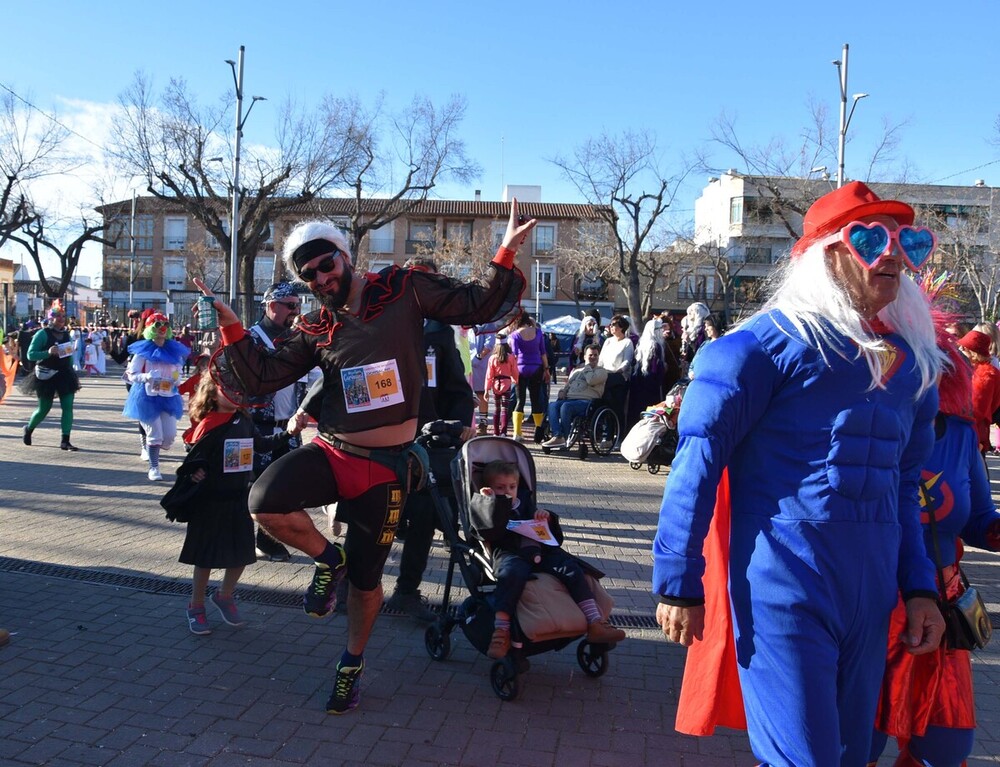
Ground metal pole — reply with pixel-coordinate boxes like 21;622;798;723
836;43;849;188
534;259;541;320
129;192;136;309
229;45;245;314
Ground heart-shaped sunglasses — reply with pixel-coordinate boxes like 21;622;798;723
820;221;937;271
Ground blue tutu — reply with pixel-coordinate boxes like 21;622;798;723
123;380;184;422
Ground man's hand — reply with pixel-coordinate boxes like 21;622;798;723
656;603;705;647
901;596;945;655
193;278;240;328
459;425;476;443
191;468;206;483
501;198;537;252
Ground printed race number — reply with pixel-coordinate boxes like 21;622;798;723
341;359;405;413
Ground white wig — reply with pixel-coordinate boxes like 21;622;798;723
282;221;353;277
636;317;664;376
682;302;710;343
748;243;942;396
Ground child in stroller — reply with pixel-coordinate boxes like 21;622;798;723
423;436;624;700
479;459;626;659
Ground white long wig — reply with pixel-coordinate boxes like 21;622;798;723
750;243;942;396
282;221;353;277
635;317;664;376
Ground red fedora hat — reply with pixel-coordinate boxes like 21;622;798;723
791;181;914;257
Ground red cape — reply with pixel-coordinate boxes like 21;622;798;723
675;469;748;735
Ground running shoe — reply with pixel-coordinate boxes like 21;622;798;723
210;592;246;627
186;605;211;636
303;545;347;618
326;659;364;714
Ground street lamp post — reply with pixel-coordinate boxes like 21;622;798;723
832;43;869;188
128;191;136;310
224;46;265;321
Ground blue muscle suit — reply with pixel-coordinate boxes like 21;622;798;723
652;310;939;767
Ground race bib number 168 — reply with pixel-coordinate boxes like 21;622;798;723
341;359;405;413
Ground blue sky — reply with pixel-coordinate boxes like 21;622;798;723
5;0;1000;280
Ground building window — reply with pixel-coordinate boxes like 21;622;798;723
729;197;743;225
744;246;773;264
205;220;230;250
532;263;556;299
105;256;153;291
135;216;154;250
164;217;188;250
163;258;187;290
533;224;556;255
491;222;506;251
445;220;473;246
369;259;394;274
406;220;436;254
677;273;714;300
368;222;395;254
254;255;276;293
744;198;775;223
107;214;153;251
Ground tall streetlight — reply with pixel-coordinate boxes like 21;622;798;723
224;46;265;317
832;43;869;188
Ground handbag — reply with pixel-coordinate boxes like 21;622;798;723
925;480;992;650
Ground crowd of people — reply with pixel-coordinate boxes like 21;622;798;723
9;185;1000;764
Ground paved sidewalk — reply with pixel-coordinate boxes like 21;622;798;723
1;372;999;765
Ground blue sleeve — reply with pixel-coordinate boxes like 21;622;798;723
651;330;779;599
896;385;939;597
960;422;1000;550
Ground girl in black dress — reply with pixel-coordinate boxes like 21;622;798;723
176;375;293;635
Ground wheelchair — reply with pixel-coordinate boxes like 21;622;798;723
539;398;620;460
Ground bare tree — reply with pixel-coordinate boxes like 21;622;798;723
7;214;109;297
0;89;75;249
109;73;363;320
549;221;619;316
916;204;1000;321
705;100;909;238
551;129;692;321
110;76;479;322
321;93;481;257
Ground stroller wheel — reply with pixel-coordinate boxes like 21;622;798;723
629;462;641;471
577;640;610;678
542;445;551;455
425;623;451;661
647;464;660;475
490;658;521;701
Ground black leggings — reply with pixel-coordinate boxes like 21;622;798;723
249;444;404;590
514;366;545;414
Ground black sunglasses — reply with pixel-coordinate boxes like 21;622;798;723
274;301;301;311
152;321;169;328
298;252;341;282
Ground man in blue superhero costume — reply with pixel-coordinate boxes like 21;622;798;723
652;182;946;766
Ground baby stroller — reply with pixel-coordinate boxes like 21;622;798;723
422;435;618;701
621;380;687;474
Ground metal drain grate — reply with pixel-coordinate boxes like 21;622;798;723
0;556;661;628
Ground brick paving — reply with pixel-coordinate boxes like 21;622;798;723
1;370;999;764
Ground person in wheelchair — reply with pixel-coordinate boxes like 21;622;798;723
541;344;606;449
479;459;626;659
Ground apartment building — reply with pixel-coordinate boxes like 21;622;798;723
689;171;1000;320
95;189;613;322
